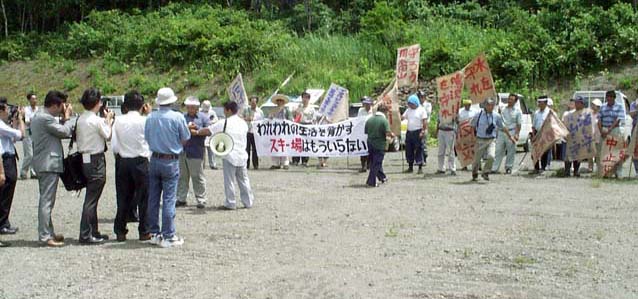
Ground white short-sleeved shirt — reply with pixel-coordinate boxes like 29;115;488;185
403;106;427;131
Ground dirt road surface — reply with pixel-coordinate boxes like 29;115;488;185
1;143;637;299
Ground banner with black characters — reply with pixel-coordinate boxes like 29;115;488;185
252;118;368;157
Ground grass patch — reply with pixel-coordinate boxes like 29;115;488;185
511;254;536;269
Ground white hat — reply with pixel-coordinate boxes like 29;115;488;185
201;100;212;109
592;98;603;107
156;87;178;105
184;96;200;106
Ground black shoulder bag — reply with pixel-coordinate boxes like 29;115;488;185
60;118;87;191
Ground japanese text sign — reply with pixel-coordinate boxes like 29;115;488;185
456;119;476;168
375;79;401;137
532;111;568;164
436;70;464;125
396;44;421;90
252;117;368;157
563;109;596;161
463;53;497;104
318;83;349;122
228;73;248;111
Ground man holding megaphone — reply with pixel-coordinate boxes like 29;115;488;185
209;101;254;210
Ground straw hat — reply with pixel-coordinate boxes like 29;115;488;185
272;94;289;104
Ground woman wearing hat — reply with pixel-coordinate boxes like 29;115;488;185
269;94;292;170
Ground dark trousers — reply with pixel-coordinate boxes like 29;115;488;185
360;156;370;170
534;150;551;171
79;153;106;240
405;129;424;166
366;144;386;186
564;160;581;176
114;156;149;236
0;155;17;229
246;133;259;169
292;156;309;164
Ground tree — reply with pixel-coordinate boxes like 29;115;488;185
0;0;7;38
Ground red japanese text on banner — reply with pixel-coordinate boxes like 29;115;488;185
456;119;476;168
436;70;464;125
463;53;497;104
396;44;421;91
252;118;368;157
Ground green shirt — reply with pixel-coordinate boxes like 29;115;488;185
365;113;390;152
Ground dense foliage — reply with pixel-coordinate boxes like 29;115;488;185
0;0;637;100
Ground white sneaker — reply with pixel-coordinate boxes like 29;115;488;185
148;233;162;245
159;235;184;248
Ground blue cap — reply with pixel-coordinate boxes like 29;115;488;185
407;94;420;107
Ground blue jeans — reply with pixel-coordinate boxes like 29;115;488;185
147;158;180;238
366;144;386;186
405;129;424;166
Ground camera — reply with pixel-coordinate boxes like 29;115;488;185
1;104;18;125
485;123;495;136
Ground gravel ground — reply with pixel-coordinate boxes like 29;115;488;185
1;143;637;299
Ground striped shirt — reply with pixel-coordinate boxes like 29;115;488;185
598;103;625;128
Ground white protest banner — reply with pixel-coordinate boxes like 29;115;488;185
318;83;349;122
228;73;248;110
396;44;421;91
455;119;476;168
252;117;368;157
375;79;401;137
463;53;497;104
532;110;568;164
436;70;464;125
563;109;596;161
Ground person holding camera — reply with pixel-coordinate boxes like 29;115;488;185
470;98;516;181
76;88;114;245
112;90;152;242
20;92;39;180
0;97;25;236
31;90;74;247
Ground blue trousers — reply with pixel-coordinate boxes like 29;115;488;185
147;157;180;239
366;144;387;186
405;129;424;166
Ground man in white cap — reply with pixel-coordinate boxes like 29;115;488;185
200;100;219;170
531;96;551;174
435;106;457;176
145;87;190;248
210;101;254;209
492;94;522;174
176;96;212;209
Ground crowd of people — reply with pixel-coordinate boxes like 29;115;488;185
0;87;254;248
0;86;635;247
360;89;637;187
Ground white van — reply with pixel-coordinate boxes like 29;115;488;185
497;93;533;152
571;91;633;141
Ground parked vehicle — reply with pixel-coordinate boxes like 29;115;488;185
100;95;124;115
571;90;633;141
